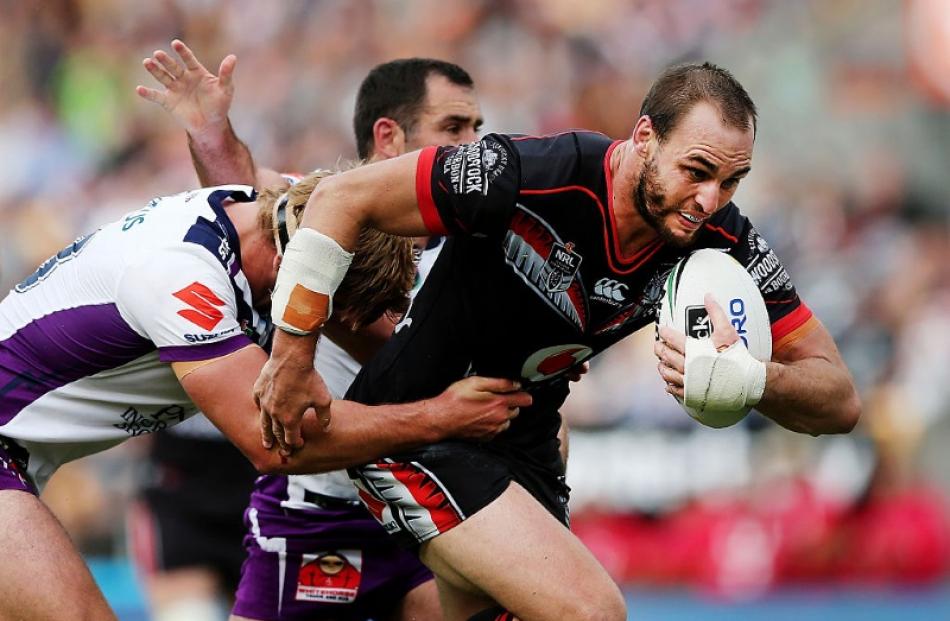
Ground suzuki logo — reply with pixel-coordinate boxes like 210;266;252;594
173;282;226;331
593;278;628;302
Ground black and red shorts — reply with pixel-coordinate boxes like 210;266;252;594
349;438;569;548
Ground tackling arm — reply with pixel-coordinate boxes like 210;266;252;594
255;150;433;451
175;345;530;474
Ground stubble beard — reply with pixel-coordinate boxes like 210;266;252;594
634;156;694;248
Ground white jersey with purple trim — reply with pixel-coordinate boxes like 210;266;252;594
0;185;263;490
280;237;446;507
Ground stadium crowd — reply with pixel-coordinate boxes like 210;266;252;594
1;0;948;607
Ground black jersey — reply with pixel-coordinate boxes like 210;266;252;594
346;131;815;449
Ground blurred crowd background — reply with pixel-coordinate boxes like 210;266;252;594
2;0;949;616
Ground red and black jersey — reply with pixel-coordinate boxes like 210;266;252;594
347;131;816;449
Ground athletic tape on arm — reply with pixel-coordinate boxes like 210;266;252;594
271;228;354;335
684;338;766;412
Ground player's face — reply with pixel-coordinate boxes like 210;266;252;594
635;101;753;247
403;74;483;152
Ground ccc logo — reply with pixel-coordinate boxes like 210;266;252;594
593;278;628;302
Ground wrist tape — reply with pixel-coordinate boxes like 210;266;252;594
684;338;767;412
271;228;353;335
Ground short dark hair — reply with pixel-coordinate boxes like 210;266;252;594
639;62;757;141
353;58;474;159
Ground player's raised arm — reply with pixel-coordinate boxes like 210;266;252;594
136;39;283;188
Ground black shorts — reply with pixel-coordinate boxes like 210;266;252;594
127;431;258;592
349;437;570;548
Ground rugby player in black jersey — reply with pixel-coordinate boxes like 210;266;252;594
256;62;860;621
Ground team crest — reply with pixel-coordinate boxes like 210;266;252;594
295;549;362;603
542;242;582;293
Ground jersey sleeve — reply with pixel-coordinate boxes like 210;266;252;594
702;205;817;351
115;247;254;363
415;133;522;238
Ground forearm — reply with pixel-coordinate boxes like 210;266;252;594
276;399;441;475
187;119;257;187
756;358;860;435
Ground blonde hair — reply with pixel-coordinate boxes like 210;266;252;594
257;169;415;330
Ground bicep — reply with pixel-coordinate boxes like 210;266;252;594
173;344;265;437
301;151;428;247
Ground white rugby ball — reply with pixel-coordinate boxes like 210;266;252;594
658;248;772;428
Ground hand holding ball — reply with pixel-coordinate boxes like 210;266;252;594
655;249;772;428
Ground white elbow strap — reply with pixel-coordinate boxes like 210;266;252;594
271;228;354;335
684;338;767;412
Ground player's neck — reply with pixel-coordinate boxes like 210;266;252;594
610;142;661;254
227;200;279;297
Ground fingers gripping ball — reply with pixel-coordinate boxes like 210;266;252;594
271;228;354;335
658;249;771;427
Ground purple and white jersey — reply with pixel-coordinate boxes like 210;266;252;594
0;186;264;490
264;237;446;508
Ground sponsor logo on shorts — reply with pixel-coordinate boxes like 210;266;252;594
295;550;362;604
172;282;227;331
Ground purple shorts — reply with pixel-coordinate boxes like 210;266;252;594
0;436;35;495
231;477;432;620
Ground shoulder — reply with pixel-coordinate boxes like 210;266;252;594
500;130;615;189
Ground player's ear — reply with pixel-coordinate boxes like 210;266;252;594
372;117;405;159
272;252;282;274
632;115;654;157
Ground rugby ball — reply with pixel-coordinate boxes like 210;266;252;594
658;248;771;428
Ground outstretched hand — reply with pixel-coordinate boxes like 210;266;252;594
136;39;236;136
654;293;740;398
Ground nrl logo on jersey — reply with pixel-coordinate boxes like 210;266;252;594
542;242;582;293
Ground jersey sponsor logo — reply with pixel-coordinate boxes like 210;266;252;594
503;207;588;330
443;137;509;196
295;550;362;603
685;305;711;338
15;233;97;293
592;277;628;305
521;344;593;383
113;405;187;437
593;266;670;336
183;326;237;343
172;282;226;331
745;229;792;294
